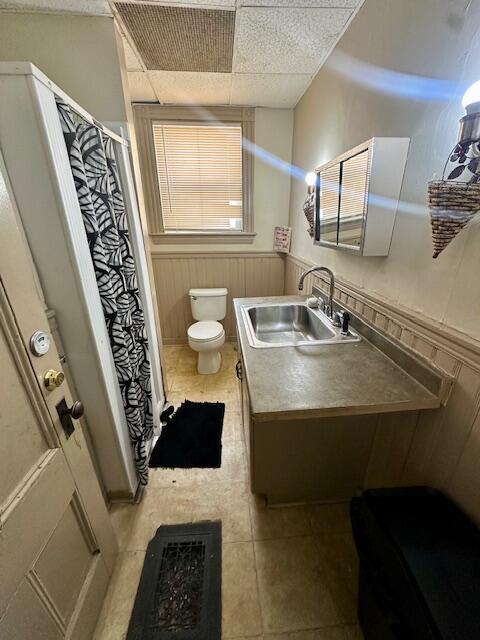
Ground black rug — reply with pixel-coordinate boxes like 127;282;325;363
149;400;225;469
126;521;222;640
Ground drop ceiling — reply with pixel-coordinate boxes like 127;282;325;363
118;0;363;107
0;0;364;107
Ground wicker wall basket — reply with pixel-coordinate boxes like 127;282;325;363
428;180;480;258
303;191;315;237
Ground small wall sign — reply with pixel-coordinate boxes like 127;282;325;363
273;226;291;253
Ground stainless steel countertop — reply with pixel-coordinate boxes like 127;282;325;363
234;295;442;421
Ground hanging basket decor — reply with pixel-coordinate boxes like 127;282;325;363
428;142;480;258
428;180;480;258
303;191;315;237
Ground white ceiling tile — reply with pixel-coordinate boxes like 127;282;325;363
124;0;235;8
0;0;111;14
231;73;310;107
233;7;352;74
238;0;359;6
122;37;143;71
148;71;232;105
128;71;157;102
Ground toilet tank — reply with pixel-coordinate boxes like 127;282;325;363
189;288;228;321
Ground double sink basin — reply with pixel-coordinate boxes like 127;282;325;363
241;301;361;348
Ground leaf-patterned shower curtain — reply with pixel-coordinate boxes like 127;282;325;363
57;100;153;485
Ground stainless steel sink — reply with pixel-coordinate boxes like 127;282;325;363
241;302;361;348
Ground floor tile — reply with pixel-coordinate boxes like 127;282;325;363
126;481;252;549
255;536;339;634
316;533;359;625
223;411;243;442
93;551;145;640
223;542;263;638
309;503;351;535
265;625;363;639
250;498;313;540
109;502;138;551
149;441;247;489
170;372;205;392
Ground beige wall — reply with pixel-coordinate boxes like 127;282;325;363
288;0;480;341
0;12;127;122
150;107;294;253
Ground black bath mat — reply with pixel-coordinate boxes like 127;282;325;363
126;521;222;640
149;400;225;469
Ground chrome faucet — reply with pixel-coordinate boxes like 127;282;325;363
298;266;335;321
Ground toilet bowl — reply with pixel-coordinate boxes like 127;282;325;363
187;288;228;374
187;320;225;374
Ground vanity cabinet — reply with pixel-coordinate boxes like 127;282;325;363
234;296;447;506
236;338;408;505
314;137;410;256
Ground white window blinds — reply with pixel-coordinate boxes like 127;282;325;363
152;122;243;232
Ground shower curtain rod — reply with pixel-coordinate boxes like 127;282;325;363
0;62;129;146
55;93;129;147
63;99;128;146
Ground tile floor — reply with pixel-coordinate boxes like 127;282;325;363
94;343;363;640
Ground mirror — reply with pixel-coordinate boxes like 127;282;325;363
338;150;369;248
312;137;409;257
315;148;369;252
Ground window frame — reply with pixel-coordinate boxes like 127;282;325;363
133;104;255;244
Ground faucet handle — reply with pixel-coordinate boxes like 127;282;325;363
332;310;342;327
333;310;351;334
341;312;351;335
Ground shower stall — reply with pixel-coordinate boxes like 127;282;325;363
0;62;165;499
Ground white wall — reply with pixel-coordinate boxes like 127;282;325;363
0;12;127;122
289;0;480;341
150;107;294;253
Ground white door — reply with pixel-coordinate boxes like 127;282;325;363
0;151;118;639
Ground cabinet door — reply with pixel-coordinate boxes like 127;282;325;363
338;149;369;248
317;163;340;245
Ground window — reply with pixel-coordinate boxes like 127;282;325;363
133;105;255;243
153;123;243;232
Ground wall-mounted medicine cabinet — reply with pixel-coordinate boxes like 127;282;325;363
314;137;410;256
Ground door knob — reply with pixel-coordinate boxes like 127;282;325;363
68;401;84;420
56;398;84;438
44;369;65;391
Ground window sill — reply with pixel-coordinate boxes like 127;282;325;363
150;232;257;245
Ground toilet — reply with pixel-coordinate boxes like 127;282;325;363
187;288;228;374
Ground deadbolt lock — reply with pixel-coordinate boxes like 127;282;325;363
44;369;65;391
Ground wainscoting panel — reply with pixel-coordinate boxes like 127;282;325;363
285;253;480;525
152;252;285;343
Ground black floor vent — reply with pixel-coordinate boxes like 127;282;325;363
127;521;221;640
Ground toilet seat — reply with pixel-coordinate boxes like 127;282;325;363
187;320;224;343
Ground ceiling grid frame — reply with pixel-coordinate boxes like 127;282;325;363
0;0;365;107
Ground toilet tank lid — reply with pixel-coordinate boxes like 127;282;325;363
189;288;228;297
